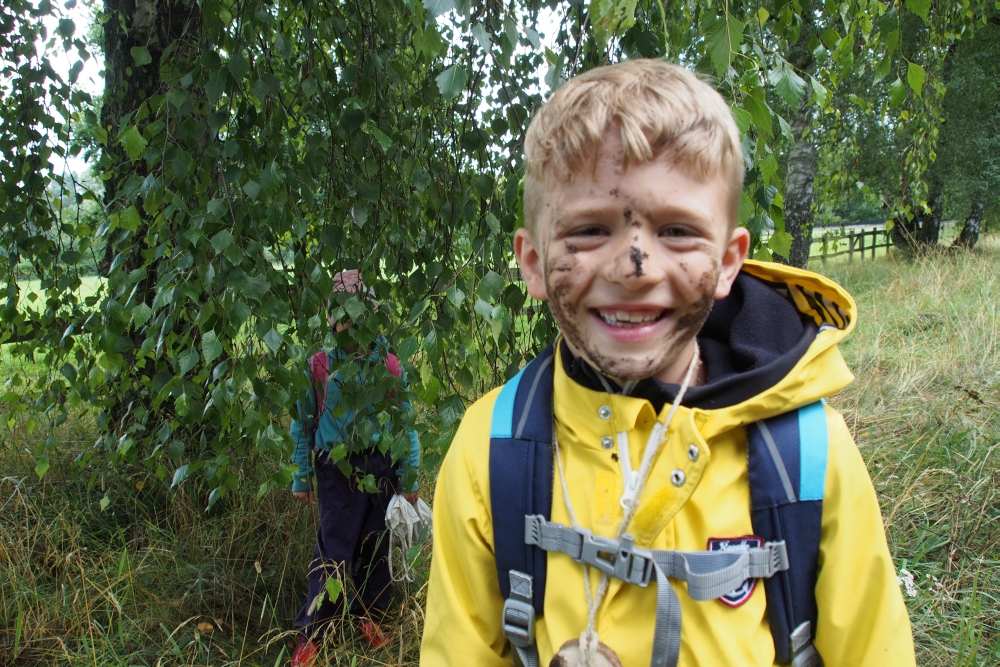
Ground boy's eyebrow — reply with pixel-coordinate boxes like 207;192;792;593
553;201;717;230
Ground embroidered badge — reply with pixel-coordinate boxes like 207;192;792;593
707;536;763;607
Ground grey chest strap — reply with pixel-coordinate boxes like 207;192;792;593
503;516;790;667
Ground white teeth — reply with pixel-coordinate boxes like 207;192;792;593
598;310;662;327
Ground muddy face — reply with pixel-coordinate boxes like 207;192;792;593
519;130;748;384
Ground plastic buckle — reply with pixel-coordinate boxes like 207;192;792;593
502;598;536;648
767;540;789;574
577;531;653;587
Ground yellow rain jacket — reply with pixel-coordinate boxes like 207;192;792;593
420;261;915;667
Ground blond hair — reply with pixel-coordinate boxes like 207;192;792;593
523;59;744;231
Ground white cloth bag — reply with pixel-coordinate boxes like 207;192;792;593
385;494;432;581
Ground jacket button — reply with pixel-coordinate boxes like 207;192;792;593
687;444;699;461
598;406;612;420
671;470;686;486
601;436;614;450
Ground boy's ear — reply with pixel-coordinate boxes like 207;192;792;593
514;228;548;302
714;226;751;301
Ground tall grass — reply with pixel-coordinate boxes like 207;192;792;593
823;240;1000;665
0;413;428;666
2;241;998;665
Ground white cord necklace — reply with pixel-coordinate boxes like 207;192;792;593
553;343;701;667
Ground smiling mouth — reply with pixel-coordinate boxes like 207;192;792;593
595;309;668;327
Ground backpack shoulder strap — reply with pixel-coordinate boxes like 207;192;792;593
748;400;828;667
489;343;557;616
308;350;332;428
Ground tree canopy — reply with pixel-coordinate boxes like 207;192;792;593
2;0;997;501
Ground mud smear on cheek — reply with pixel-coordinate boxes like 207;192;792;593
675;268;719;330
629;246;648;277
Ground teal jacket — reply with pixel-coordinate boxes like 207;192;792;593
290;342;420;493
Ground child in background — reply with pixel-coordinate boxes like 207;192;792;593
290;269;420;667
420;60;914;667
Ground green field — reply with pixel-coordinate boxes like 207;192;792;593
2;242;999;665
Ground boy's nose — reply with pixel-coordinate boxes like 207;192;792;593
606;232;664;287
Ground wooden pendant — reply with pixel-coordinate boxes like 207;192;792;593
549;639;624;667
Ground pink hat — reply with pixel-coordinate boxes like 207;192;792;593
332;269;363;294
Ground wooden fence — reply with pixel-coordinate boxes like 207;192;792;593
808;220;956;264
815;226;893;264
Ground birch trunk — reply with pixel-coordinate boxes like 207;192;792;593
783;103;815;268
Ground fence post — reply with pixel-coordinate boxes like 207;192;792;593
871;229;876;259
859;228;865;260
848;231;854;262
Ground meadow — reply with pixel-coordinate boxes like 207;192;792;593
2;242;998;666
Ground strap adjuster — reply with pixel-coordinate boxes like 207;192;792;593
502;571;536;649
577;531;653;586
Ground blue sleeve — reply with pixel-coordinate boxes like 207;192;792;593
290;378;316;493
397;363;421;492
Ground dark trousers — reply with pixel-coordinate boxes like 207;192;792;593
294;449;396;637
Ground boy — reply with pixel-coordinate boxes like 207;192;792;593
420;61;914;666
290;269;421;667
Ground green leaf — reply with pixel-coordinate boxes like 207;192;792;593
730;107;752;134
324;577;342;603
423;0;454;17
100;494;111;511
480;270;505;301
768;62;807;109
415;25;447;61
809;77;828;108
243;180;261;200
118;205;142;232
228;53;249;80
436;65;468;101
873;55;893;82
768;230;793;259
202;330;223;364
703;13;745;78
742;91;773;139
179;347;200;375
590;0;639;49
35;455;50;480
263;327;283;355
206;76;225;104
118;125;148;161
471;23;491;51
56;18;75;38
411;168;431;192
172;464;190;488
398;336;419;361
906;62;925;98
905;0;931;20
362;120;392;153
344;296;367;321
889;76;907;107
131;303;153;327
211;229;233;253
131;46;152;66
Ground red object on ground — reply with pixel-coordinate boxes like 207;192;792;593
291;635;318;667
358;619;388;648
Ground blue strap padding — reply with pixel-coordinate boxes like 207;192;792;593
490;345;556;615
797;401;828;501
490;367;526;439
748;400;829;664
747;410;801;510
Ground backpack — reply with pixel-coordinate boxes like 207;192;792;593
489;344;826;667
